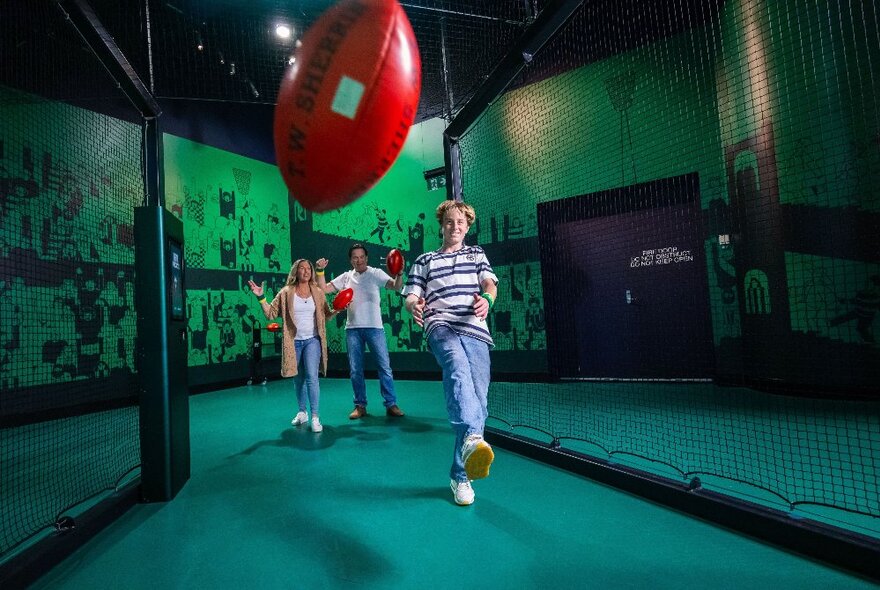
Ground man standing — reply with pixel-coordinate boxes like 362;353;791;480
316;244;405;419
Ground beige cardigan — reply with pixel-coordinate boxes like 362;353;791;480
262;284;334;378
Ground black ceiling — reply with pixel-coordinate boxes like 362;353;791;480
3;0;725;124
97;0;532;123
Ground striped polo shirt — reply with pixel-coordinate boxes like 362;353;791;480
402;245;498;346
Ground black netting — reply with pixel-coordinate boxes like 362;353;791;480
3;0;878;561
1;0;143;557
85;0;532;121
457;0;880;534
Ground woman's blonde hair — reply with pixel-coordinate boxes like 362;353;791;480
286;258;317;287
435;200;476;226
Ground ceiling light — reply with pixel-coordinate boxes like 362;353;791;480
275;24;291;39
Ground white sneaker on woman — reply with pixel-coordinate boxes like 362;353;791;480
311;417;323;433
291;411;308;426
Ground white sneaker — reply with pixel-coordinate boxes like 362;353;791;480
461;434;494;480
311;417;323;433
291;411;308;426
450;479;475;506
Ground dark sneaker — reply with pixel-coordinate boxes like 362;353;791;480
386;405;405;417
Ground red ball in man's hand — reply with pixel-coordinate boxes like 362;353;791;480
386;248;404;276
333;288;354;310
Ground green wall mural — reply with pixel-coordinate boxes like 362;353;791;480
289;117;448;357
164;134;293;273
1;86;142;405
310;117;447;252
161;117;448;380
163;135;294;372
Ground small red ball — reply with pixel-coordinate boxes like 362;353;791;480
386;248;404;276
333;288;354;310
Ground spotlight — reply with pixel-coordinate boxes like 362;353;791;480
275;24;291;39
196;31;204;51
287;56;296;65
295;39;302;48
229;61;236;76
218;51;225;65
247;79;260;98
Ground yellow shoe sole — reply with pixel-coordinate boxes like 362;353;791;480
464;443;495;480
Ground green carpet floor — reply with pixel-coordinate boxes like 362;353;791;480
31;379;878;589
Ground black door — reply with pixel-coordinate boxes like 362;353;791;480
540;173;715;379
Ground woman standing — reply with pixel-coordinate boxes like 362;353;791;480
248;259;337;432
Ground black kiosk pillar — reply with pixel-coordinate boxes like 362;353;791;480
135;206;190;502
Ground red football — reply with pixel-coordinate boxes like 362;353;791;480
386;248;404;276
274;0;422;212
333;288;354;310
266;322;282;332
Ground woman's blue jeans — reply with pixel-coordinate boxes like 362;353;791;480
293;337;321;416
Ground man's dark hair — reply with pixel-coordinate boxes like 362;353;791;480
349;243;368;257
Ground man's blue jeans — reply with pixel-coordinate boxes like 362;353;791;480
427;325;490;482
293;337;321;416
346;328;397;408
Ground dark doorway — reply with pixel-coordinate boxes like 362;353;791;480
539;173;714;379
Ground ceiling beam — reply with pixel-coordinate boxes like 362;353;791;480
443;0;583;142
56;0;161;118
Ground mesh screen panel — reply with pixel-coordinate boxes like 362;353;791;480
457;0;880;535
490;383;879;534
3;0;879;559
1;0;143;557
85;0;531;121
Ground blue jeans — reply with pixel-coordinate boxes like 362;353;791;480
427;326;490;482
293;337;321;416
346;328;397;408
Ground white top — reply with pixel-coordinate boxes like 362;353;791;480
330;266;392;329
402;245;498;346
290;291;316;340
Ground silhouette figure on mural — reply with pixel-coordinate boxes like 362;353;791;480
711;243;737;304
263;243;280;271
830;275;880;343
525;296;545;332
746;277;769;315
409;212;425;253
369;207;389;243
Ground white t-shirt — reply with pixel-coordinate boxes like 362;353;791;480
289;291;316;340
330;266;392;329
